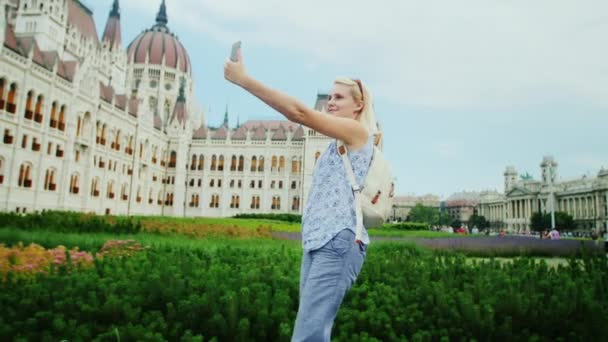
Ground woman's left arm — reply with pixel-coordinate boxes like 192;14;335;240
224;49;367;147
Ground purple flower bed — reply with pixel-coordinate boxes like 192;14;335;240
272;232;604;257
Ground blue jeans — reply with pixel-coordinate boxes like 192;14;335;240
292;229;367;342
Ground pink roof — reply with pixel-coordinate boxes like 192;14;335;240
3;25;20;54
128;98;139;117
231;126;247;140
99;83;114;103
212;126;227;140
192;125;208;139
153;114;162;130
241;120;299;131
170;101;188;127
251;125;267;140
115;94;126;110
271;126;287;141
102;16;121;49
61;61;78;81
292;126;305;141
127;29;190;74
68;0;99;44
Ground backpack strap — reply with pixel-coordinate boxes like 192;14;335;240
336;140;365;244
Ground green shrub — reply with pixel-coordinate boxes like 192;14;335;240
381;222;430;230
0;211;142;234
234;213;302;223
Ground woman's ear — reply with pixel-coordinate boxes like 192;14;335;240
354;101;364;115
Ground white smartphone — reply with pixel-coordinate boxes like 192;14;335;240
230;41;241;62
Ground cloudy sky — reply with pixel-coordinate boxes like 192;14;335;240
91;0;608;198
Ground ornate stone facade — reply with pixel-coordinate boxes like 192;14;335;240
0;0;333;217
478;156;608;232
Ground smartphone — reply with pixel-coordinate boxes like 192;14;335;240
230;41;241;62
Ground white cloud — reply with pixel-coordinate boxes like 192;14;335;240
112;0;608;113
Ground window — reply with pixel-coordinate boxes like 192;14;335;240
90;178;100;197
230;195;240;208
34;95;43;123
50;102;58;128
69;174;79;194
279;181;283;189
58;105;66;131
238;156;244;172
210;194;220;208
24;91;34;120
258;156;264;172
251;156;257;172
18;163;32;188
210;179;214;187
3;129;13;144
279;156;285;172
44;169;56;191
250;196;260;209
0;157;4;184
191;155;197;170
7;83;17;113
21;135;27;149
211;155;217;171
271;196;281;210
258;180;263;188
198;155;204;170
0;79;5;110
230;179;234;188
218;155;224;171
291;181;297;190
230;155;237;171
292;196;301;211
169;151;177;168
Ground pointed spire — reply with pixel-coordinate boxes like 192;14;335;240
102;0;122;49
156;0;168;26
110;0;120;18
223;104;229;128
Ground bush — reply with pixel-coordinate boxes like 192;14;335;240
0;211;142;234
381;222;430;230
234;213;302;223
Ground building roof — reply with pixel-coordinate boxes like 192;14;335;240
68;0;99;44
240;120;299;131
231;126;247;140
126;2;190;73
192;125;208;139
251;125;267;140
271;125;287;141
101;0;121;49
292;125;304;141
212;126;227;140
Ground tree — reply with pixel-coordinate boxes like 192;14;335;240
468;214;489;230
408;204;451;227
530;211;575;231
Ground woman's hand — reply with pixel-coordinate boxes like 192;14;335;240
224;48;248;87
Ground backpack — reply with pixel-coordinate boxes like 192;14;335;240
337;133;394;243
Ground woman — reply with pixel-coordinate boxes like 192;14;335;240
225;47;377;341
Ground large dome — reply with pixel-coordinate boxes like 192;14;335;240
126;1;191;74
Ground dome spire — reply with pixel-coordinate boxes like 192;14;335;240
156;0;168;26
110;0;120;18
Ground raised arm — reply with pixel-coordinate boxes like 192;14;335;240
224;49;368;148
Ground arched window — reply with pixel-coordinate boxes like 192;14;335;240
198;155;204;170
24;90;34;120
148;189;154;204
34;95;43;123
0;79;5;110
238;156;244;172
190;154;197;170
291;157;298;173
230;155;237;171
250;156;257;172
69;173;79;194
279;156;285;172
7;83;17;113
169;151;177;168
121;183;129;201
218;155;224;171
18;163;32;188
58;105;66;131
271;156;278;171
107;181;115;199
292;196;300;211
136;186;142;203
91;178;100;197
44;168;56;191
314;151;321;164
0;156;5;184
211;155;217;171
258;156;265;172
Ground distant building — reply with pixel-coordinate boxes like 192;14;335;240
390;194;441;222
0;0;340;217
477;156;608;232
444;191;481;224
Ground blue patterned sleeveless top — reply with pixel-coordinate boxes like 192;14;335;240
301;136;374;251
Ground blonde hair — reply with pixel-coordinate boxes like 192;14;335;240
334;77;379;135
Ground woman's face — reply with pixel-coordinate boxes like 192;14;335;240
327;83;363;119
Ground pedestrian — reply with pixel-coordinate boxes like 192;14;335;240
225;47;378;341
